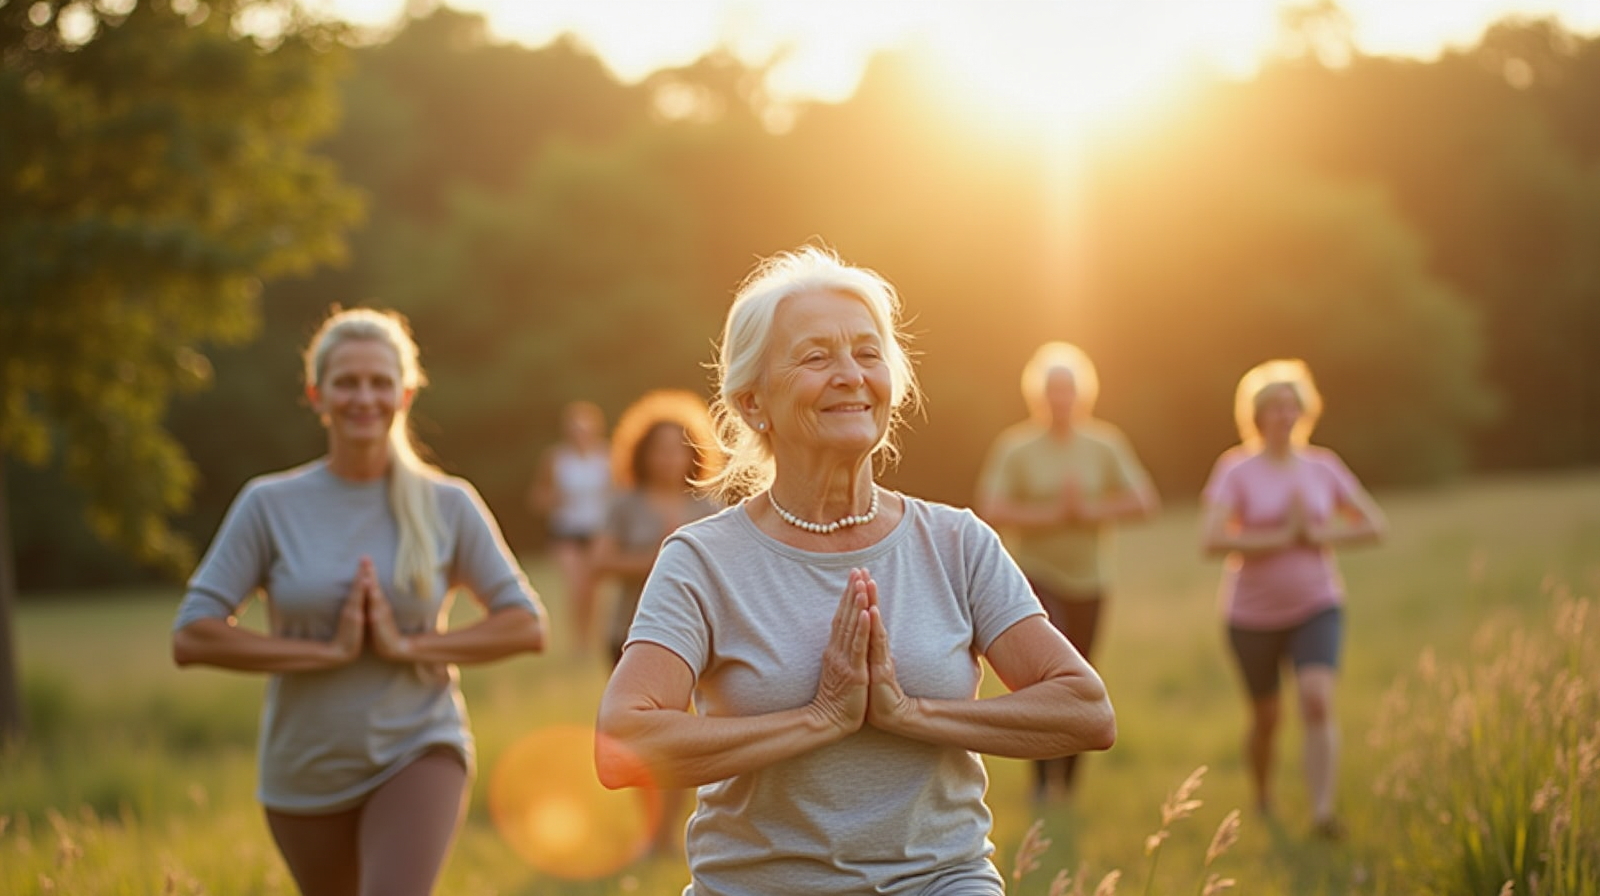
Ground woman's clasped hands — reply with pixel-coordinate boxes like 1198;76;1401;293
809;567;918;739
325;557;444;679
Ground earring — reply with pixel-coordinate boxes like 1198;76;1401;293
755;421;766;431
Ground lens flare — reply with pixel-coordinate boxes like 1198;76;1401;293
488;724;664;880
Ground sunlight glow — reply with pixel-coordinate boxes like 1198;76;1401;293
307;0;1600;132
488;724;663;880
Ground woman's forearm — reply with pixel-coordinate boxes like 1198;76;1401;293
1312;516;1385;548
399;607;545;664
1084;486;1159;524
882;673;1115;759
1204;525;1296;557
596;696;845;790
172;618;348;673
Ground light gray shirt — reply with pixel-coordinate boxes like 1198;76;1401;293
174;460;543;813
626;495;1044;896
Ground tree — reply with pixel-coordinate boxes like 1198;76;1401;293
0;0;362;739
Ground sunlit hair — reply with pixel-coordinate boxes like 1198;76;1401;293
609;389;724;490
1233;358;1324;448
704;245;921;501
305;307;441;601
1020;341;1100;422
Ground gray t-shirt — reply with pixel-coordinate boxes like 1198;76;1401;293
174;459;543;813
626;495;1044;896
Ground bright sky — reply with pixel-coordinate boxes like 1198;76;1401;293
313;0;1600;94
305;0;1600;139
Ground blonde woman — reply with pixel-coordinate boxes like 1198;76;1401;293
172;307;546;895
597;248;1113;894
976;341;1157;802
1200;359;1386;840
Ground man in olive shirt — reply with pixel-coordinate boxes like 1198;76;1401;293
976;342;1159;801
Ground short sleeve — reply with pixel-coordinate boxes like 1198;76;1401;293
975;430;1022;503
1201;449;1245;507
624;535;713;679
174;481;271;631
444;479;543;617
1317;449;1364;505
958;511;1046;652
1100;425;1152;495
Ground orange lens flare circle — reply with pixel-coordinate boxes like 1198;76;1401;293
488;724;664;880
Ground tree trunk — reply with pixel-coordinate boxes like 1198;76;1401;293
0;458;23;741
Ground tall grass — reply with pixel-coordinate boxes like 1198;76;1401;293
1371;591;1599;895
3;470;1598;894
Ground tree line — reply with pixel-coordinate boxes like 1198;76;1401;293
8;4;1600;592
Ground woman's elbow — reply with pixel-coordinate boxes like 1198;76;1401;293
522;612;548;653
593;714;650;790
1083;697;1117;752
171;624;208;667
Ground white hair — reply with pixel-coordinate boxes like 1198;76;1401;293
305;307;441;601
702;246;920;500
1020;341;1100;421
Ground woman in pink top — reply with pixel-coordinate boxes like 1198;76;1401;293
1200;359;1385;839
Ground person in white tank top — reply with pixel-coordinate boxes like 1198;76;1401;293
530;400;611;655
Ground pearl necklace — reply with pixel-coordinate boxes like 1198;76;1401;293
768;487;880;535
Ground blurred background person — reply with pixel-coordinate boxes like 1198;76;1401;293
529;400;611;656
597;247;1113;894
975;340;1158;803
1201;358;1386;840
171;307;546;896
592;389;724;665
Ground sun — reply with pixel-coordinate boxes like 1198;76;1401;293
917;2;1279;141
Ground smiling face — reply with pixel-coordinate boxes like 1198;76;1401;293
1254;382;1303;449
749;288;892;463
308;338;410;448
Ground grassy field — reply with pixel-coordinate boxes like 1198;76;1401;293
4;469;1598;895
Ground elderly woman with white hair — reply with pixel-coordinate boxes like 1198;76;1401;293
1200;359;1386;840
596;247;1115;895
975;341;1158;803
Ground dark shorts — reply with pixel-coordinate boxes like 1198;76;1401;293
1227;607;1343;699
1024;577;1104;657
547;531;595;550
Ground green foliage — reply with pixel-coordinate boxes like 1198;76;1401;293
1371;594;1600;895
19;9;1600;587
1089;159;1494;489
0;0;361;573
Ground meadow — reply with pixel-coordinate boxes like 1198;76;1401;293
3;470;1597;895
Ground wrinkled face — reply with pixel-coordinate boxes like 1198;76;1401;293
1043;367;1078;423
642;423;696;488
752;289;893;460
1255;383;1303;447
310;338;409;447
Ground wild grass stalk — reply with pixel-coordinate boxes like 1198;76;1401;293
1012;765;1242;896
1370;591;1599;896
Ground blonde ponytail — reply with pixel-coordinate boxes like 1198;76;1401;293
387;415;441;602
306;307;442;601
